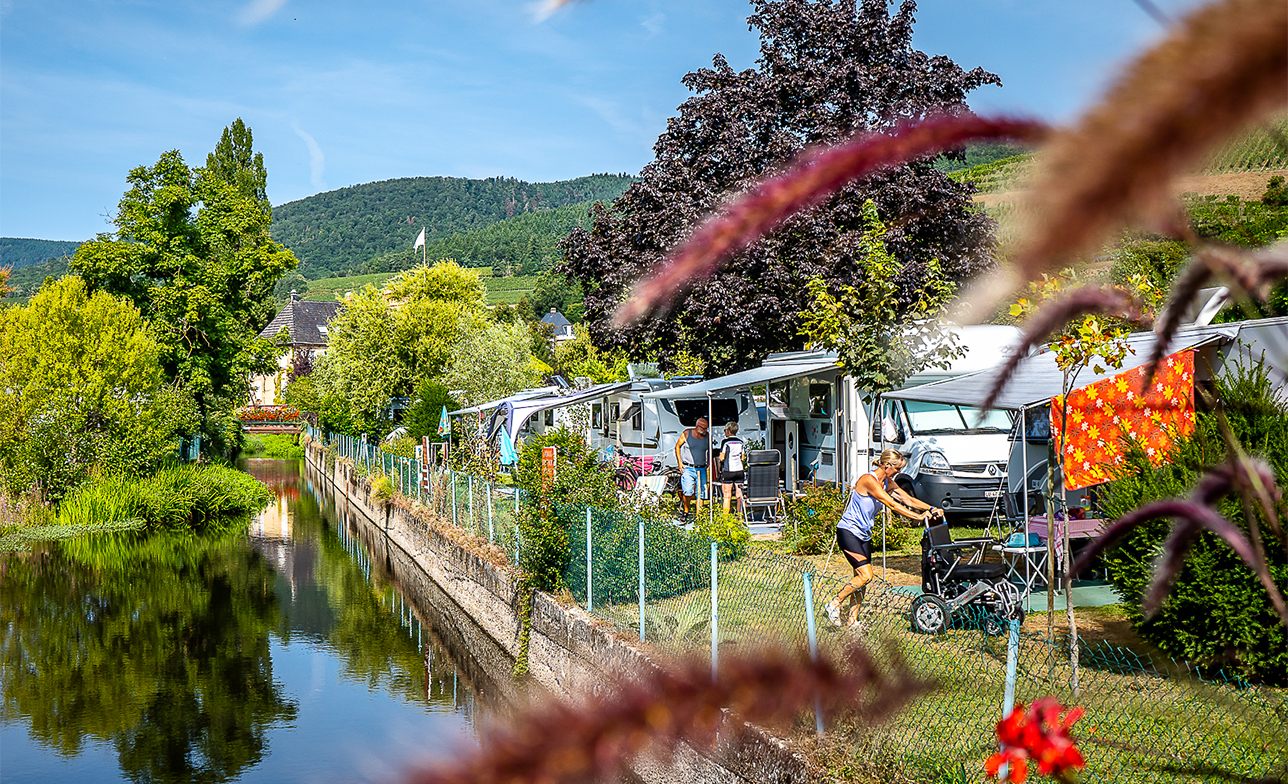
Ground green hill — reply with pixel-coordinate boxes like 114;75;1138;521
271;173;633;276
0;238;82;270
364;202;597;275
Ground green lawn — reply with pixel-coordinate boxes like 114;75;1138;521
301;271;535;306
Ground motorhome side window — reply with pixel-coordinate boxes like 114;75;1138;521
631;407;643;431
610;403;620;422
591;403;603;430
808;384;831;418
674;399;739;426
768;382;788;409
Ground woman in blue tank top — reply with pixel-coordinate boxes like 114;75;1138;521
826;449;942;627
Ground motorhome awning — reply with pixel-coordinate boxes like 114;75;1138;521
449;387;558;418
640;359;839;400
883;327;1236;411
504;382;632;439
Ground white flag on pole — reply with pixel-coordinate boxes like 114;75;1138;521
413;227;426;250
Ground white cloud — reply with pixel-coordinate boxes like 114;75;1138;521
293;125;327;191
238;0;289;26
640;12;665;37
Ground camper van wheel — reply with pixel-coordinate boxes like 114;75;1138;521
910;595;951;635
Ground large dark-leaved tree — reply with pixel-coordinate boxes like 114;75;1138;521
560;0;1001;373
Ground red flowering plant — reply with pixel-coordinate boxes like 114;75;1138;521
235;405;302;423
985;698;1086;783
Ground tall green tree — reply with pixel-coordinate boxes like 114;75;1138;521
0;277;198;499
561;0;1001;373
71;144;297;418
206;118;271;216
312;262;489;434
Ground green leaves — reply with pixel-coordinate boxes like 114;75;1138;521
71;139;298;409
797;201;962;394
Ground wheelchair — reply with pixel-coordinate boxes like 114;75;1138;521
911;523;1025;636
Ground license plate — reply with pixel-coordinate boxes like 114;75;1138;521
985;490;1002;498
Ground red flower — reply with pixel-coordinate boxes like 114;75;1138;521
986;698;1086;782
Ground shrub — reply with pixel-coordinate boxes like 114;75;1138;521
380;436;415;460
1099;355;1288;684
781;484;847;555
692;509;751;560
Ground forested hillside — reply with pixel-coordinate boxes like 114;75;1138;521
0;238;81;270
363;203;594;275
271;173;633;275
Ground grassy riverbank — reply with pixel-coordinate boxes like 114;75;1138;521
240;433;306;460
1;464;272;550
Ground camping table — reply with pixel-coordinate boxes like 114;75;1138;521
994;544;1050;594
1026;516;1108;576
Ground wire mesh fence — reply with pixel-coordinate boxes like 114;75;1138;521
307;430;1286;782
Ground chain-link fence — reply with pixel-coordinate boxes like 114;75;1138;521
308;430;1286;782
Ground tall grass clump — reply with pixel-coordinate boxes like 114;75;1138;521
54;465;272;531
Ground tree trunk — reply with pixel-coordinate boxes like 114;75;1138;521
1060;370;1081;695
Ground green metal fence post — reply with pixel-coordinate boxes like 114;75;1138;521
586;507;593;612
1000;618;1021;780
803;572;824;735
467;475;475;534
487;483;495;543
710;540;719;682
451;472;458;526
638;520;646;642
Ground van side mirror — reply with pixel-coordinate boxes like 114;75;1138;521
882;417;901;444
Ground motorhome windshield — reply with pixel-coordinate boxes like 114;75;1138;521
904;401;1012;435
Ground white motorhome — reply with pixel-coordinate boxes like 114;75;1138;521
646;325;1023;510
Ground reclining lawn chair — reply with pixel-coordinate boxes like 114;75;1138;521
912;523;1024;636
743;449;784;524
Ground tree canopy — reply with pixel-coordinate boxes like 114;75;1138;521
312;262;492;433
70;146;298;409
0;277;198;498
560;0;1001;374
206;117;270;216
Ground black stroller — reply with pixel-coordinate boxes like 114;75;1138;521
911;523;1025;636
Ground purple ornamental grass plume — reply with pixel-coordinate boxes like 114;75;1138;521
613;115;1048;325
979;286;1148;413
402;643;933;784
1071;458;1287;626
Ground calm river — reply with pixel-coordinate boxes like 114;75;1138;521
1;458;484;784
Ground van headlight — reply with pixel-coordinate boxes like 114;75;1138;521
921;452;952;476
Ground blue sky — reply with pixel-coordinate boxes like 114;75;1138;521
1;0;1203;241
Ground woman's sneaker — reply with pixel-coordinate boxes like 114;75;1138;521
825;602;842;627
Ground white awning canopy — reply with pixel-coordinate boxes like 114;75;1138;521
449;387;558;418
641;359;839;400
505;382;632;439
883;326;1238;411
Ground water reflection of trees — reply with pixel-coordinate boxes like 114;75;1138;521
0;528;298;784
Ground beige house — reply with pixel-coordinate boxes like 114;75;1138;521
249;293;342;405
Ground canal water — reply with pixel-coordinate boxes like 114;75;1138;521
1;458;486;784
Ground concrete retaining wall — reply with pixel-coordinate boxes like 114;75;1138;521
303;440;814;784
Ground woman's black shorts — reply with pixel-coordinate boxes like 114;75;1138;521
836;528;873;568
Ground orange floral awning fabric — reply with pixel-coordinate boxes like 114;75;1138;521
1049;350;1196;491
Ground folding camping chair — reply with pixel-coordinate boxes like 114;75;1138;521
743;449;784;523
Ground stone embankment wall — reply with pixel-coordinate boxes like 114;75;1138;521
303;440;813;784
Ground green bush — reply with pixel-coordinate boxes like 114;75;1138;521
379;436;415;460
240;433;304;460
513;428;620;592
54;465;272;531
781;484;847;555
1099;356;1288;685
692;509;751;560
